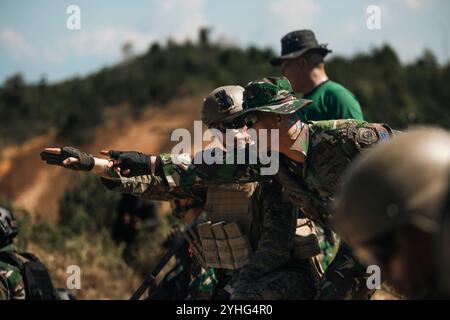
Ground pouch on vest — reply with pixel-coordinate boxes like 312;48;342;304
0;251;58;300
196;221;252;270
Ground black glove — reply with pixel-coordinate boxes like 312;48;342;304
40;147;95;171
108;150;151;177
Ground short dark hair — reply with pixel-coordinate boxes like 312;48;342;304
302;49;325;67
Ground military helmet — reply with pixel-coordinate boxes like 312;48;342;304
333;127;450;246
0;206;18;243
201;85;245;127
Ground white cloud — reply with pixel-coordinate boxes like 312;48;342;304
343;22;359;36
0;26;154;65
1;0;207;68
0;27;35;58
42;47;65;64
269;0;321;31
69;28;154;57
151;0;207;42
402;0;430;10
41;27;155;64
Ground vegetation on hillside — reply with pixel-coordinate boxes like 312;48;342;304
1;29;448;148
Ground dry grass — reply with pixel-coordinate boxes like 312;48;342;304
23;232;142;300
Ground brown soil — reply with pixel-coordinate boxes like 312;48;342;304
0;95;204;220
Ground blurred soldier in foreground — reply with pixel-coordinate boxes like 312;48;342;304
333;128;450;299
438;185;450;298
41;85;320;300
0;206;71;300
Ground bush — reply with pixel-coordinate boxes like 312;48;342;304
59;174;121;234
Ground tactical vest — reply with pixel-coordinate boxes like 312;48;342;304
184;182;321;271
184;183;256;270
0;251;58;300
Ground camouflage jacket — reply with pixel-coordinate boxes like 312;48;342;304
102;119;394;231
101;149;304;285
0;244;26;300
101;177;298;283
238;179;298;283
127;120;393;226
100;172;207;203
101;119;394;299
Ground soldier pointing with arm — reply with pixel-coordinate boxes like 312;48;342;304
80;77;394;299
41;85;320;300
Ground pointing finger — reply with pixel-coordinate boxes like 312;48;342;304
44;147;62;154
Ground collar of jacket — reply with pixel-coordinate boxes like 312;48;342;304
289;122;310;157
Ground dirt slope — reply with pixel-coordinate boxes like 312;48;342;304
0;94;205;220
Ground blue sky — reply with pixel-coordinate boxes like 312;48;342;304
1;0;449;83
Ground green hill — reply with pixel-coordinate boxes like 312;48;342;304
1;28;449;146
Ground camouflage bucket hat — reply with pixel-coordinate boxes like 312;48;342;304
224;77;312;121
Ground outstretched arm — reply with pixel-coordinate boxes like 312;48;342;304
40;147;207;202
41;146;261;200
40;147;111;177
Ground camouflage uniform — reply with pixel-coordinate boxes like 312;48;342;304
98;78;396;299
0;206;63;300
0;244;26;300
102;171;319;300
231;179;318;299
100;84;319;300
113;118;393;299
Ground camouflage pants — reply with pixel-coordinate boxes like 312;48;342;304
316;242;373;300
230;260;319;300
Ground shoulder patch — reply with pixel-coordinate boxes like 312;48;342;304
356;127;378;146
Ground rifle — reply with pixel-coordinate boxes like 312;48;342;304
129;212;207;300
129;235;185;300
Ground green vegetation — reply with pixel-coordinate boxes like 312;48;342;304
2;29;447;148
327;46;450;129
57;174;172;277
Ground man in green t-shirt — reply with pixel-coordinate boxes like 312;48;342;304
271;30;364;122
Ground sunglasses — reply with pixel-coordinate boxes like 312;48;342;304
208;113;260;132
208;120;245;132
242;114;259;128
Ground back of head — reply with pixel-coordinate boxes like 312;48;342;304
333;127;450;245
0;206;18;246
201;85;244;127
302;49;325;68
